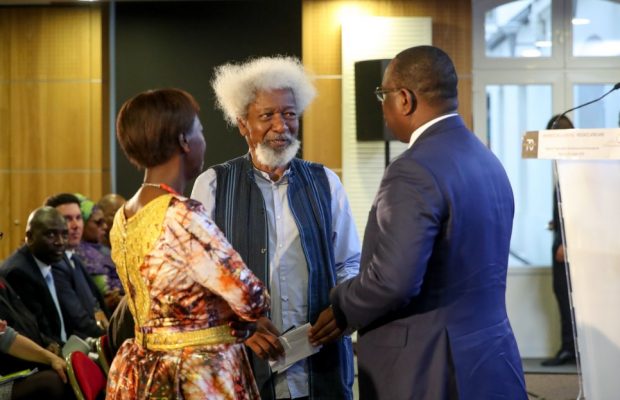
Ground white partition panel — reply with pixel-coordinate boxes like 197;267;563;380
523;127;620;399
557;159;620;400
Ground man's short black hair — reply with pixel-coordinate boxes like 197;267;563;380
44;192;81;208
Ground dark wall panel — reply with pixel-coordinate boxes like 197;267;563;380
115;0;301;198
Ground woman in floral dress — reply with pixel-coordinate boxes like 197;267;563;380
106;88;270;400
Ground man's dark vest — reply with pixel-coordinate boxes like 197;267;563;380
213;155;353;400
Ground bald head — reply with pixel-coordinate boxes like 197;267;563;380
26;207;68;264
99;193;125;215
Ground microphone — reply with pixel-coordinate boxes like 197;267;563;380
551;82;620;129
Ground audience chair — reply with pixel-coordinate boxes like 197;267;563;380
95;334;112;374
66;351;106;400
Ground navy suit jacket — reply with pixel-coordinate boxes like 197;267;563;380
0;245;66;344
331;116;527;400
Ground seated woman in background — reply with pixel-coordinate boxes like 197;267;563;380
106;88;270;400
74;194;124;312
0;319;71;400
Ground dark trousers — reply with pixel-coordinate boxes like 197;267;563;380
552;259;575;352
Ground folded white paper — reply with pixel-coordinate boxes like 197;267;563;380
269;323;322;373
62;334;91;358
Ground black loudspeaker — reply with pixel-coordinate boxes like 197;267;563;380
355;59;394;141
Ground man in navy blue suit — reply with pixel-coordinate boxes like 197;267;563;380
0;207;69;346
310;46;527;399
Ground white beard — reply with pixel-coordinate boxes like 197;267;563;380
254;137;300;168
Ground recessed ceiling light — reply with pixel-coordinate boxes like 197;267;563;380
572;18;591;25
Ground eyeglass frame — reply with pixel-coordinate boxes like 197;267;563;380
374;86;413;103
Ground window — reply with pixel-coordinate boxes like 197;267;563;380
473;0;620;267
485;0;552;58
572;0;620;57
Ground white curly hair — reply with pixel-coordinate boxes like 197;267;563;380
212;56;317;126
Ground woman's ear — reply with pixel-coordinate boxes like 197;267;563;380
178;133;190;153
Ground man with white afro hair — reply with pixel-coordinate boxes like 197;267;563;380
212;56;317;126
192;56;360;400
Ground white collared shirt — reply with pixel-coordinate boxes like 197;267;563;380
408;113;459;148
65;250;76;268
33;256;67;342
192;162;360;398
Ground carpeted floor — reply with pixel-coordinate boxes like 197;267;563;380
523;358;580;400
526;374;581;400
352;358;581;399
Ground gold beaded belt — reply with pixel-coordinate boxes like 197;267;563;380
136;325;237;351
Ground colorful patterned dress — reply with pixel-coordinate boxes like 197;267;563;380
106;194;269;400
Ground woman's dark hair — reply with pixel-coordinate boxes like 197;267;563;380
546;114;574;130
116;88;200;169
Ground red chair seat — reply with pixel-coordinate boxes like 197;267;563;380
66;351;106;400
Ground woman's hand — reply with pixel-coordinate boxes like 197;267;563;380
229;319;257;342
245;317;285;361
49;354;68;383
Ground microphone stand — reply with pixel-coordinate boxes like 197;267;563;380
551;82;620;129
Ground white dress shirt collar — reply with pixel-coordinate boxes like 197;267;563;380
408;113;458;148
33;256;52;276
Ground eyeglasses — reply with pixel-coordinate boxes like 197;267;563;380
374;87;401;103
374;87;414;103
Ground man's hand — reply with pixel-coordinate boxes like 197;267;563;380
309;306;342;346
555;244;566;263
228;319;257;343
245;317;285;361
46;342;62;356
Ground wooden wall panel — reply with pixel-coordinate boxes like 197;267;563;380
0;5;105;259
0;12;9;80
8;7;98;80
0;12;10;253
10;82;99;169
0;83;8;170
302;1;343;75
0;174;9;257
8;172;104;248
301;0;472;170
303;78;342;174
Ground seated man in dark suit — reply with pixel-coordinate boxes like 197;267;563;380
0;207;69;345
44;193;108;339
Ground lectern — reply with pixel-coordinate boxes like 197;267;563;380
523;128;620;400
